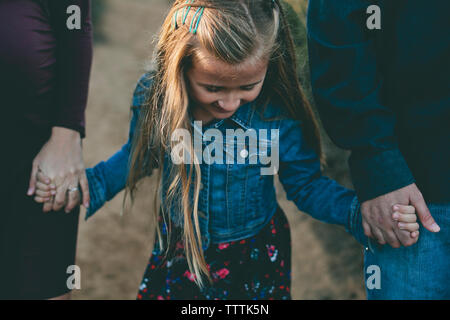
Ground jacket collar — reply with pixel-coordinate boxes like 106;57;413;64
189;102;254;131
229;101;254;130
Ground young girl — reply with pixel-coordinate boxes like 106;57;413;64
34;0;420;300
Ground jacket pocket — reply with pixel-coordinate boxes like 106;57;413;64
224;146;268;230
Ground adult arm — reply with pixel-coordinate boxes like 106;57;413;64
306;0;438;245
27;1;93;212
307;0;412;201
48;0;93;138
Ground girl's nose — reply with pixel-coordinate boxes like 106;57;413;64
218;97;240;110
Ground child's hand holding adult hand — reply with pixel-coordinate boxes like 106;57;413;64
33;170;82;213
391;204;420;241
361;184;438;248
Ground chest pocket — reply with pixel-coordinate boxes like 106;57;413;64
222;136;273;229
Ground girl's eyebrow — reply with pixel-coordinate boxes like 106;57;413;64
198;79;263;88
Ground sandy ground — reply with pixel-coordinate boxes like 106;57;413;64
73;0;365;300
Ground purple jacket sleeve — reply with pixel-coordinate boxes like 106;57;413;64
48;0;93;138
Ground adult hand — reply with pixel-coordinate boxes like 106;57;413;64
27;126;90;213
33;169;83;212
361;183;440;248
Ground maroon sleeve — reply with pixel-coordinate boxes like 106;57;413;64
48;0;93;138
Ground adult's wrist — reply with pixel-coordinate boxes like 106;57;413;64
50;126;81;143
349;148;415;202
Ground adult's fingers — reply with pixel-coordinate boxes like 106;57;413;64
371;226;387;245
65;187;81;213
381;229;401;248
410;191;440;232
27;161;39;196
79;172;90;209
362;220;373;238
52;184;68;212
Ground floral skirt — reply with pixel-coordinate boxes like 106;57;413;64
137;205;291;300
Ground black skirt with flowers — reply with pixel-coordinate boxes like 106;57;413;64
137;205;291;300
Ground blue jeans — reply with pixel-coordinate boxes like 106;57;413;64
364;203;450;299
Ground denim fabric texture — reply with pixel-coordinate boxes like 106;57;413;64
85;73;367;250
364;203;450;299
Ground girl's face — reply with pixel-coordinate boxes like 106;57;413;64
186;48;268;124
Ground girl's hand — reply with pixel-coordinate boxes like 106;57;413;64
33;170;82;211
392;204;420;241
33;169;56;204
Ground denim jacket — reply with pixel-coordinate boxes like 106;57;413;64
85;73;367;250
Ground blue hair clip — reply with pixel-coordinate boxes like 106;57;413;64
182;0;194;25
189;6;204;34
173;0;203;34
173;7;179;29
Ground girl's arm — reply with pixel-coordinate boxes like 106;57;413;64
276;117;419;246
277;116;367;245
85;73;153;219
33;73;154;218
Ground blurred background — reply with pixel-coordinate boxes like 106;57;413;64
74;0;365;300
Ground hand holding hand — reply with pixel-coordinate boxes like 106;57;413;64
27;126;89;213
33;170;83;212
361;183;439;248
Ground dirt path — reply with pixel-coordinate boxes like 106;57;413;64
73;0;365;300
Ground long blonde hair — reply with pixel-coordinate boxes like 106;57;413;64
123;0;322;288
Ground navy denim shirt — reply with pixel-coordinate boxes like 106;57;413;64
85;73;367;249
307;0;450;203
